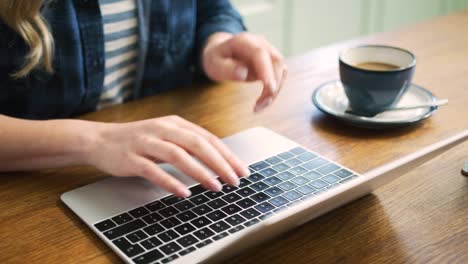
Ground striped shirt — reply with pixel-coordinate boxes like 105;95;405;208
98;0;139;109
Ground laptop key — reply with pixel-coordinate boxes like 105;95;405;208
265;156;282;165
209;221;231;233
278;151;294;160
191;216;212;228
141;237;163;250
276;171;295;181
283;190;302;201
157;230;180;243
290;147;307;155
264;186;284;197
193;227;215;240
309;179;328;189
250;182;269;191
212;232;229;241
334;169;353;178
272;163;290;172
340;175;358;184
228;225;245;234
192;204;213;216
174;223;196;236
277;181;297;191
259;168;278;177
177;234;199;248
259;212;274;220
174;200;195;212
289;166;308;175
297;152;317;161
255;202;275;213
269;196;289;207
291;176;310;185
206;210;228;222
225;214;246;226
240;208;261;219
189;184;206;196
161;254;179;263
248;173;265;182
175;210;197;222
143;223;165;236
302;158;328;170
113;237;142;257
126;230;148;243
236;187;256;197
159;242;182;255
249;161;270;171
250;192;270;203
142;212;163;224
104;219;146;240
112;213;133;225
94;219;116;232
322;174;341;184
296;185;316;195
221;192;242;203
145;201;165;212
238;178;252;188
179;246;196;256
236;197;256;209
189;194;210;205
161;195;185;206
158;206;179;218
303;171;322;181
133;248;164;264
264;176;282;186
221;204;243;215
284;158;302;167
207;198;227;209
196;239;213;249
160;217;181;229
129;207;150;218
205;191;224;199
317;163;341;175
221;185;238;193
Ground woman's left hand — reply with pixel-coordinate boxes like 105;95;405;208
202;32;287;112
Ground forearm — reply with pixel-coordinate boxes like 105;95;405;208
0;115;99;171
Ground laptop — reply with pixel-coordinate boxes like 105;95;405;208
61;127;467;264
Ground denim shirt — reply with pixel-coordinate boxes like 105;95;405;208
0;0;245;119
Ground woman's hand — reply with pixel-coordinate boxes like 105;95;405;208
202;32;287;112
86;115;249;197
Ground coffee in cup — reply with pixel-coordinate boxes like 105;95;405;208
339;45;416;116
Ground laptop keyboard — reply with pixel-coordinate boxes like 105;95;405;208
94;147;358;264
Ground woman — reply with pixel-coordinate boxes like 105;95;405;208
0;0;286;197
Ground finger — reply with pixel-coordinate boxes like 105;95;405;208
140;138;224;192
168;116;250;177
131;156;190;197
160;126;242;186
273;64;288;100
208;55;249;82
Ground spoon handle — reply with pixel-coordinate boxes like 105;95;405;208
385;99;448;111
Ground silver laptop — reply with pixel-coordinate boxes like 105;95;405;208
61;127;467;264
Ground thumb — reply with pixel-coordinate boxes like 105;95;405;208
207;56;249;82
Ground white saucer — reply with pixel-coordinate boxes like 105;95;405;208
312;80;439;129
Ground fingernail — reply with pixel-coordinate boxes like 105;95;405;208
235;66;248;81
230;172;240;187
242;167;250;177
179;188;191;198
210;179;223;192
269;79;277;93
254;98;273;112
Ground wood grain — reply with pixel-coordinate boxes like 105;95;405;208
0;9;467;264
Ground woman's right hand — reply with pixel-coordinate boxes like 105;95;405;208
86;115;249;197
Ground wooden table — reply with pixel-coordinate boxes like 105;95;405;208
1;9;467;264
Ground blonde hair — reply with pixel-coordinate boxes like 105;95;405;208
0;0;54;78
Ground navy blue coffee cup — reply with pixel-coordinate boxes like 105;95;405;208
339;45;416;116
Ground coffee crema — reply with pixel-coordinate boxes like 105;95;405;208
354;62;400;71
